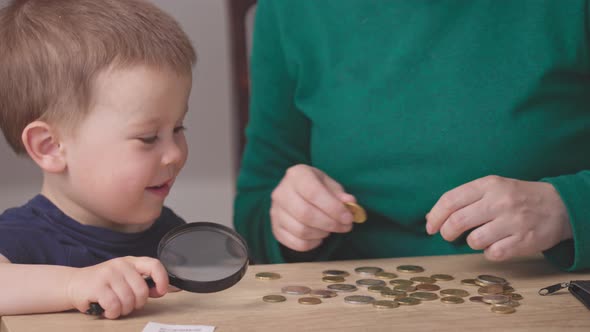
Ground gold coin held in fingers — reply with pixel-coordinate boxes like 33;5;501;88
373;300;399;309
263;295;286;303
298;297;322;305
344;202;367;223
255;272;281;280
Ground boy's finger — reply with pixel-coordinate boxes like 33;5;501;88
131;257;169;297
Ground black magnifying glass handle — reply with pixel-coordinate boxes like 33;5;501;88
85;277;155;316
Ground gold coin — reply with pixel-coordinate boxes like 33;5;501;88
373;300;399;309
263;295;286;303
354;266;383;276
431;274;454;281
368;285;390;293
344;202;367;223
281;285;311;295
390;279;414;287
491;304;516;314
310;289;338;298
482;294;510;304
356;279;386;288
441;296;464;304
255;272;281;280
474;279;488;287
375;271;398;280
510;293;524;301
344;295;375;304
478;285;504;295
503;285;515;293
322;270;350;277
410;276;436;284
460;279;479;286
298;297;322;305
416;283;441;292
477;274;507;285
396;265;425;273
440;289;470;297
381;289;407;299
327;284;358;292
322;276;345;283
397;297;421;305
410;292;439;301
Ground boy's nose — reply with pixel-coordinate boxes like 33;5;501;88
162;140;186;166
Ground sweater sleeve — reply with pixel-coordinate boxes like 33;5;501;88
233;0;342;264
541;171;590;271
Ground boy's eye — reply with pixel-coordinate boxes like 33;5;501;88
138;136;158;144
174;125;186;133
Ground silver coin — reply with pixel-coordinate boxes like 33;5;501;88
344;295;375;304
356;279;386;288
309;289;338;298
327;284;358;292
354;266;384;276
281;285;311;295
322;270;350;277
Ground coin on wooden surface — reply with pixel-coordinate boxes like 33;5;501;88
322;276;345;283
416;283;441;292
440;289;470;297
478;285;504;295
373;300;399;309
281;285;311;295
509;293;524;301
503;285;515;293
327;284;358;292
255;272;281;280
389;279;414;287
491;304;516;314
393;284;416;292
460;279;479;286
440;296;464;304
344;295;375;304
481;294;510;304
431;274;454;281
310;289;338;298
368;285;390;293
356;279;386;288
322;270;350;277
397;297;421;305
477;275;507;285
410;276;436;284
298;297;322;305
344;202;367;223
381;289;407;299
375;271;398;280
354;266;383;276
505;300;520;307
410;292;439;301
469;296;485;303
263;295;286;303
396;265;425;273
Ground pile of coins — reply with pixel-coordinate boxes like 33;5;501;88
256;264;523;314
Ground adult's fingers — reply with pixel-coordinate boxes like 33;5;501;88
272;206;333;240
439;199;493;242
272;222;323;252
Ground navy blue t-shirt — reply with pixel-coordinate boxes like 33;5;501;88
0;195;185;267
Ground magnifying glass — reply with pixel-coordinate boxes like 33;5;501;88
86;222;249;315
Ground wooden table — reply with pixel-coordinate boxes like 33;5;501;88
2;254;590;332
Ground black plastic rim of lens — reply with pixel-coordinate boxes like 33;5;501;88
157;221;249;293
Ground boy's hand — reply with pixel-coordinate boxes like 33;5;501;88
67;256;169;319
270;164;355;252
425;175;572;261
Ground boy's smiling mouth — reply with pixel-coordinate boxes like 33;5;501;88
146;180;172;197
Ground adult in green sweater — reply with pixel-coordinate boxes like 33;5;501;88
234;0;590;271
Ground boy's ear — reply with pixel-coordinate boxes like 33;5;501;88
21;121;67;173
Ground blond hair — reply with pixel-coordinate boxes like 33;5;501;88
0;0;196;154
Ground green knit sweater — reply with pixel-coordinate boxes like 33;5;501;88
234;0;590;271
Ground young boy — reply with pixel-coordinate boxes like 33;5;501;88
0;0;196;319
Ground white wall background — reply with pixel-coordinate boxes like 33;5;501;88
0;0;238;227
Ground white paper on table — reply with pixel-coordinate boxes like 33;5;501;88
142;322;215;332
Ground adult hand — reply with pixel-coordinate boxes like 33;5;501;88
425;175;572;261
270;164;356;252
67;256;169;319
